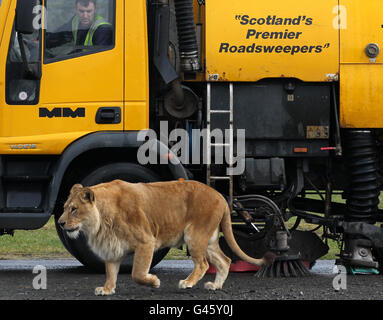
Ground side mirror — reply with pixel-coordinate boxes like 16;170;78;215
15;0;38;34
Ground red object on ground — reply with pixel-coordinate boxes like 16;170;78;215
206;260;310;274
320;147;336;151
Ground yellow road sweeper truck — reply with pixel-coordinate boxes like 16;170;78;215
1;0;383;275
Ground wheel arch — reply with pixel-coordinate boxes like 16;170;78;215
49;131;189;216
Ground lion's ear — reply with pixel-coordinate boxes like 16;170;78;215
81;188;95;203
70;184;83;194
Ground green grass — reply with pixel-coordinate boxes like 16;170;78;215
0;217;71;259
284;216;340;260
0;216;188;260
0;214;337;261
0;214;344;261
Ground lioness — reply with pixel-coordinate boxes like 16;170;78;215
58;179;275;295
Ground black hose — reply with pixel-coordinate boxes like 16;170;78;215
345;130;380;223
174;0;200;71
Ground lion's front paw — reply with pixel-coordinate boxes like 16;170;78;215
95;286;115;296
204;281;220;291
152;276;161;288
178;279;193;289
204;281;216;290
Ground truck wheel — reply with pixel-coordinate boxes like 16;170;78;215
55;163;170;273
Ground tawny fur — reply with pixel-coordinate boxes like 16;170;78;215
58;179;275;296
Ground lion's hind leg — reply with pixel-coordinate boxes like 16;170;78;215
179;229;209;289
204;239;231;290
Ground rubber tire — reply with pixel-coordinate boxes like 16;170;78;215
55;163;170;273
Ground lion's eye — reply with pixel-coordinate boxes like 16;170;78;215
71;207;77;214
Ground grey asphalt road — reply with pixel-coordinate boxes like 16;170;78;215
0;258;335;273
1;258;383;302
0;259;383;304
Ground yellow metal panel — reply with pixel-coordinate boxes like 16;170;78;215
0;103;122;137
0;0;13;123
124;0;149;130
340;64;383;128
41;49;124;104
0;0;11;45
0;132;92;154
125;102;148;131
205;0;339;82
340;0;383;64
339;0;383;128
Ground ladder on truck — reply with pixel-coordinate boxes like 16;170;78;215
206;82;234;210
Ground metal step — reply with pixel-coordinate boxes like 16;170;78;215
210;176;231;180
211;143;230;147
210;110;231;114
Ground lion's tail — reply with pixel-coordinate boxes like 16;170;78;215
220;204;275;266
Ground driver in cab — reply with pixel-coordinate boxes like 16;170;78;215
46;0;113;54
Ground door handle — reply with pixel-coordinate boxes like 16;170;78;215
96;107;121;124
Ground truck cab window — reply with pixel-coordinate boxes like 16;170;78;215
8;30;40;63
44;0;115;62
5;5;42;105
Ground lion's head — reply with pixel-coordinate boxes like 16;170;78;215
58;184;99;239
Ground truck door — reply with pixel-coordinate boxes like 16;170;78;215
123;0;149;131
340;1;383;128
3;0;124;154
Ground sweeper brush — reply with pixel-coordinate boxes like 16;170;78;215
218;196;329;278
255;255;311;278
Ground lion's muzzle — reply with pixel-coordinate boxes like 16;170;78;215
58;218;81;238
64;225;81;239
65;226;80;233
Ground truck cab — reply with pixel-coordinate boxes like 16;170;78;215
0;0;155;230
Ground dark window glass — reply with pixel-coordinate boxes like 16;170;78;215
5;1;42;105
